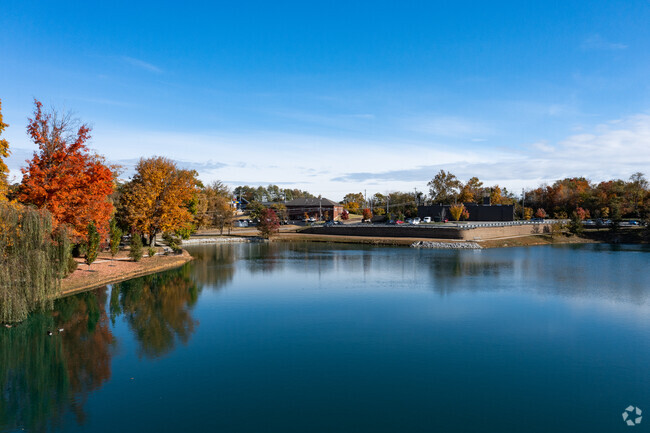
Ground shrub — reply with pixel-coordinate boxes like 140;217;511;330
162;232;182;252
550;222;564;238
362;208;372;222
67;255;78;276
148;246;157;258
129;233;143;262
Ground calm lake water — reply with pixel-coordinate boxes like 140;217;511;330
2;243;649;432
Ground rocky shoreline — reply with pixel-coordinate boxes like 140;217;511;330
411;241;482;249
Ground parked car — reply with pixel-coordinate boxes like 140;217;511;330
324;221;334;227
412;217;421;225
423;217;431;223
405;218;413;224
629;220;639;225
395;220;404;224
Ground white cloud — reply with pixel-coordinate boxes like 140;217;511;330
5;114;650;201
580;34;628;51
122;56;163;73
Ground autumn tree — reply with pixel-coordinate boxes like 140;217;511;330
428;170;461;204
341;209;349;220
257;208;280;239
0;99;10;202
119;156;200;246
523;207;533;220
343;192;365;214
362;208;372;222
247;201;266;222
201;181;235;234
18;100;116;241
449;203;466;221
535;208;547;219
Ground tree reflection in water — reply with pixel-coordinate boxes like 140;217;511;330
189;244;236;289
0;288;114;432
110;264;201;359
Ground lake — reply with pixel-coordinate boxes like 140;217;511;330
1;243;649;432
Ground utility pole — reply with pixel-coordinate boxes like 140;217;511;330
364;189;367;208
522;188;526;219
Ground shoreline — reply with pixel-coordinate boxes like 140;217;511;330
57;228;645;298
59;250;193;298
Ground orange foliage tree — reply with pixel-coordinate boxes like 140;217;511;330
0;99;10;202
18;100;116;241
119;156;200;245
362;208;372;221
449;203;466;221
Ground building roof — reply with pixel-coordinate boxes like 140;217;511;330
285;197;341;207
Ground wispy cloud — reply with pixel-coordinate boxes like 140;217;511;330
405;115;493;139
7;114;650;199
122;56;163;73
332;114;650;189
580;34;628;51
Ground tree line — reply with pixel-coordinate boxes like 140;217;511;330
339;170;650;222
0;100;236;322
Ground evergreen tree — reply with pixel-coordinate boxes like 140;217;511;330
129;233;143;262
109;218;122;261
85;221;100;268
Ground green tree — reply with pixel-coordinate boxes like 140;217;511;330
610;203;623;234
129;233;143;262
247;200;266;221
109;218;122;261
568;211;584;235
85;221;100;268
427;170;461;204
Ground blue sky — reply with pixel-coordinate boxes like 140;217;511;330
2;1;650;200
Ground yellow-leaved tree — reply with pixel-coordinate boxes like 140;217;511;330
119;156;200;245
0;99;10;202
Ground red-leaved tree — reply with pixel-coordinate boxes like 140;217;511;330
18;100;116;241
257;208;280;239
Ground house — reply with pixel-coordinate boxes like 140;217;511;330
285;198;344;221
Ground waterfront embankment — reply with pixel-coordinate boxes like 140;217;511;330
60;250;193;297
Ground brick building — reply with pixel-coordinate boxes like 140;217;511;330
285;198;344;221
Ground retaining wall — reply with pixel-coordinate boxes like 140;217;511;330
301;223;553;240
